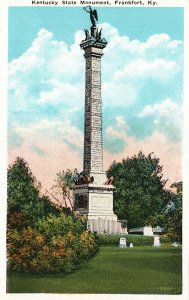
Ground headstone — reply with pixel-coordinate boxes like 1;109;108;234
119;238;126;248
154;235;160;247
172;242;178;247
130;243;133;248
144;226;154;236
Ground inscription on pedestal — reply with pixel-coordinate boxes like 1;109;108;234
91;196;110;208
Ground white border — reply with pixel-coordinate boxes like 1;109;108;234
6;0;188;7
0;0;8;298
0;0;189;300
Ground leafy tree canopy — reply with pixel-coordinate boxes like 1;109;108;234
107;152;172;228
7;157;60;220
163;182;182;243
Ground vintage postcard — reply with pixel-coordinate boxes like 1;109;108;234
0;0;189;299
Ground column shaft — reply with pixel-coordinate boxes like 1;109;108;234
83;47;103;173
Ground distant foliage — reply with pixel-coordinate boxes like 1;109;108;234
7;158;98;273
147;182;182;244
97;234;154;247
107;152;182;243
107;152;173;228
162;182;182;244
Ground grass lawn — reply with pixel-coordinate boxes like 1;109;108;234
7;246;182;294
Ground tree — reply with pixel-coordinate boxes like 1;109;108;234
106;152;171;228
147;181;182;243
164;182;182;243
7;157;60;220
46;169;79;210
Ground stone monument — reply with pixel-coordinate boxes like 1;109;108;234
119;238;127;248
153;236;161;247
72;7;127;235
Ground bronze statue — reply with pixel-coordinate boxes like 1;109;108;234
74;171;94;185
83;6;98;27
84;29;90;40
103;176;114;185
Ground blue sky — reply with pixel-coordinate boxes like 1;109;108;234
9;7;183;61
8;6;183;189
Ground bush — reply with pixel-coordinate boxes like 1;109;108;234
96;234;154;247
7;158;99;274
160;233;181;245
7;212;98;274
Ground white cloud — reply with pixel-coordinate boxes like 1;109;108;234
138;98;182;141
106;115;128;140
145;33;170;48
101;24;182;107
9;28;84;112
38;80;83;107
114;59;176;83
9;24;182;113
11;119;83;153
139;98;179;117
102;81;137;107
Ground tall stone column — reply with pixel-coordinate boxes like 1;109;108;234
72;15;127;234
81;35;107;184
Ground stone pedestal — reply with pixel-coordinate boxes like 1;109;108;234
73;184;117;219
72;183;127;234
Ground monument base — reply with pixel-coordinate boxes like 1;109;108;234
87;219;127;235
72;183;127;235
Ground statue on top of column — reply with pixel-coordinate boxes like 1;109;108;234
81;6;107;48
83;6;98;27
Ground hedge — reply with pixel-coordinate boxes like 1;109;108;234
96;234;154;247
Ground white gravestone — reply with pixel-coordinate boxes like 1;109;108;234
144;226;154;236
119;238;126;248
154;236;160;247
130;243;133;248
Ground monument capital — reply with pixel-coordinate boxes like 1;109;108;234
81;6;107;50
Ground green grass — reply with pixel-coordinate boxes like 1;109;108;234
7;246;182;294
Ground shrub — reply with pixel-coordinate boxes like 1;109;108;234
160;243;173;247
96;234;154;247
7;158;99;274
160;233;181;245
7;212;98;274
